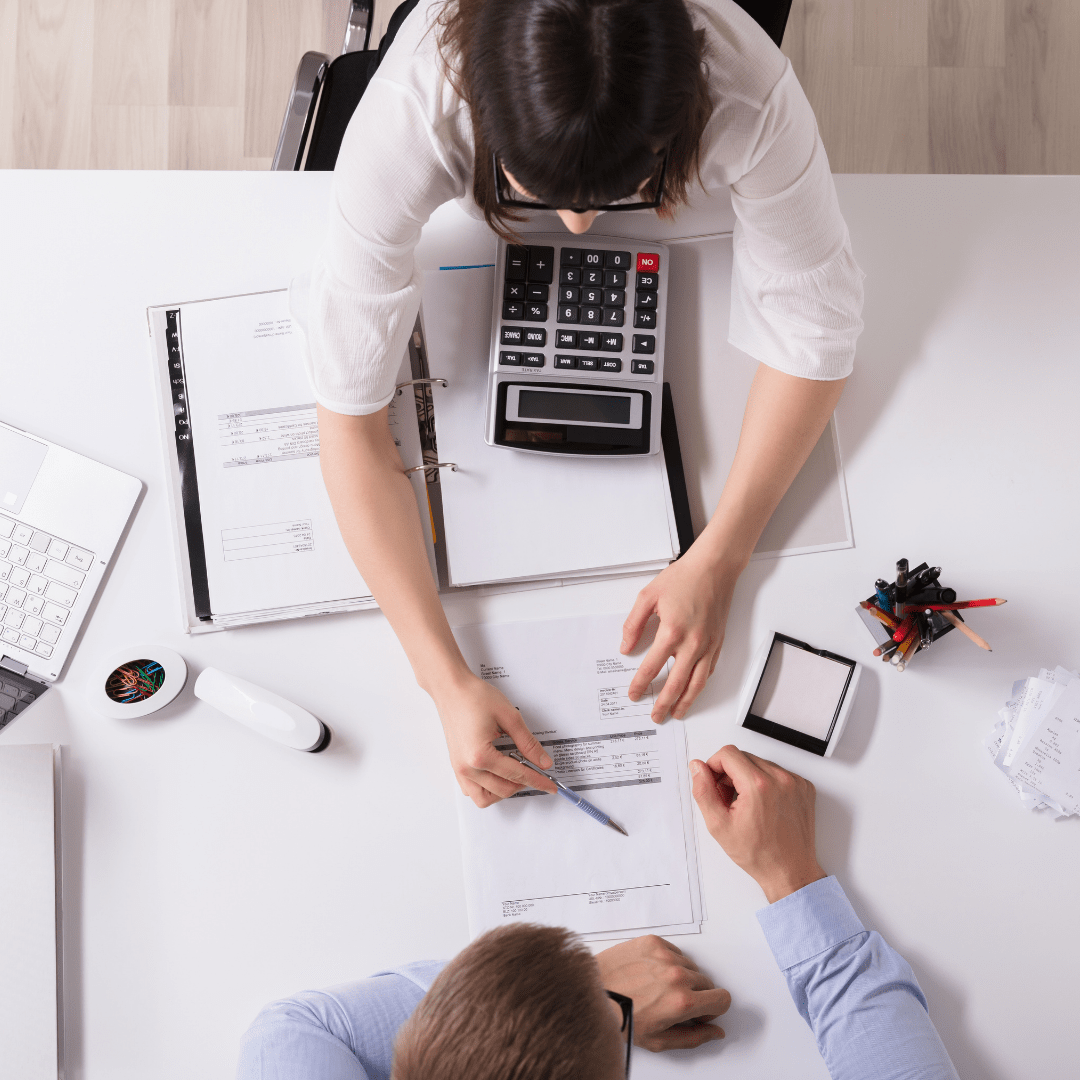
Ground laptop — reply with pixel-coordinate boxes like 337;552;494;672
0;420;140;733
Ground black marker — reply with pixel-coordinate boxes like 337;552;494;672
895;559;909;604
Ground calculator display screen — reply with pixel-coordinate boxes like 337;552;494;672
517;389;631;425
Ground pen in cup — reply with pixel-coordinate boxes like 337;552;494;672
508;749;629;836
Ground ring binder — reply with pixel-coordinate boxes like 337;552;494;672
396;378;448;394
404;462;457;475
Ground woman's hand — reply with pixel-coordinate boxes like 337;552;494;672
434;673;559;807
620;544;739;722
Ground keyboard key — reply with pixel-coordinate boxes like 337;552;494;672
22;616;42;637
27;575;48;596
582;287;603;305
0;582;6;600
583;268;603;286
19;635;36;651
633;309;657;329
506;245;528;280
603;307;625;326
0;561;9;580
604;270;625;288
556;330;578;348
559;267;581;285
0;539;9;559
557;305;581;324
559;286;581;303
502;301;525;320
601;333;624;351
600;358;623;372
554;355;577;369
2;628;20;645
41;602;69;627
526;284;549;301
44;560;84;590
34;641;53;659
636;252;660;272
39;622;60;645
66;547;94;572
576;357;599;370
561;247;582;266
0;518;14;539
636;290;658;309
12;524;32;547
522;353;545;367
604;289;625;306
631;359;655;374
632;334;656;354
582;250;603;267
579;332;600;351
26;551;46;573
4;609;24;628
10;566;29;589
523;328;547;347
524;302;548;321
45;581;77;607
7;588;25;609
605;250;632;269
10;545;28;566
501;326;524;345
500;351;523;366
527;246;555;284
24;594;44;617
581;306;602;325
47;539;68;561
636;272;658;290
30;530;52;553
504;281;526;300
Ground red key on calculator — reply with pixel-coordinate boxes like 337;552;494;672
636;252;659;272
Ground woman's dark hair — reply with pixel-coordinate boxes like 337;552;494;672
436;0;712;240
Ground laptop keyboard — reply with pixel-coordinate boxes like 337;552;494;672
0;667;48;732
0;515;95;661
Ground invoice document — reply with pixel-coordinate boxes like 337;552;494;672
455;612;702;939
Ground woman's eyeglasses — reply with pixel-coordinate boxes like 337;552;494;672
492;152;668;213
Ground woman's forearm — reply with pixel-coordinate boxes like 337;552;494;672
696;364;846;574
317;404;468;699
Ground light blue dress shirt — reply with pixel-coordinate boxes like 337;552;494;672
237;878;959;1079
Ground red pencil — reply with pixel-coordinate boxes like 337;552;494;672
899;598;1006;613
891;613;917;643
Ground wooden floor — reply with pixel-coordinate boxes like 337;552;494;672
0;0;1077;172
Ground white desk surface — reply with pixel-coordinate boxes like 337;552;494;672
1;171;1078;1080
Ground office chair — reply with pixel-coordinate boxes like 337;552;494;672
273;0;793;173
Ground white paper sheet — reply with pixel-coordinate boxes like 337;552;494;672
173;290;429;619
421;269;678;587
454;612;702;939
1007;678;1080;816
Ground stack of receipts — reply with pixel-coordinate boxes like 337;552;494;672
985;666;1080;817
455;612;703;940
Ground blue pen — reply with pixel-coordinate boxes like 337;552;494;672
509;750;629;836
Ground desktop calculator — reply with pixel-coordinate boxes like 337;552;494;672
486;233;669;456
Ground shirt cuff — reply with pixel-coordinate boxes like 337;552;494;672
755;875;865;971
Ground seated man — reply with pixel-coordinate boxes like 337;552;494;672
237;746;960;1080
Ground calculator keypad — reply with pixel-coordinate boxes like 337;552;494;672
494;237;663;382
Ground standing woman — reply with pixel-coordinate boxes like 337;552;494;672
298;0;863;807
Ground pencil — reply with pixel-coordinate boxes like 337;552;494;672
898;598;1006;614
891;613;917;643
940;609;992;652
861;600;900;630
891;624;920;665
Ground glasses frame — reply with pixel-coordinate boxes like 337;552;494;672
492;152;668;213
606;989;634;1077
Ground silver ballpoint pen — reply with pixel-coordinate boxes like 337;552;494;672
509;750;629;836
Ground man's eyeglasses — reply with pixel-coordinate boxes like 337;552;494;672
492;152;668;213
606;990;634;1076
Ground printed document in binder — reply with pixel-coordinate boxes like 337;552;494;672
454;612;704;940
148;290;432;629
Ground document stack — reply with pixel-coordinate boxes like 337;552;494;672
986;666;1080;817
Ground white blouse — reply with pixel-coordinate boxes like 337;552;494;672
295;0;864;416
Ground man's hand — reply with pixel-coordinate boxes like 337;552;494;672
595;935;730;1051
691;745;826;903
621;546;738;722
435;674;558;807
